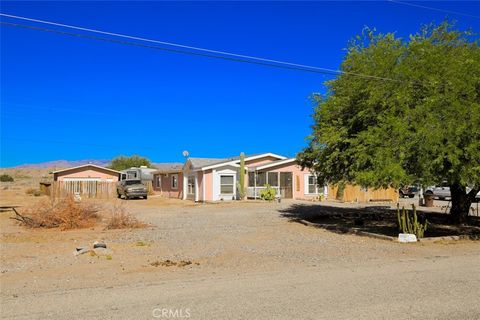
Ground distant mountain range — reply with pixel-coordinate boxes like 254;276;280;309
10;159;112;169
6;159;170;169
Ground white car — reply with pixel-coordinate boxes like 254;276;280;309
425;184;480;201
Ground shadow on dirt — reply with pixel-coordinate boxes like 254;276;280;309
278;203;480;238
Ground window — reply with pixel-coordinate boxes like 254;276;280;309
267;172;279;186
248;172;255;187
256;172;266;186
156;176;162;188
306;175;318;194
220;175;234;194
171;174;178;189
126;171;137;179
187;176;195;195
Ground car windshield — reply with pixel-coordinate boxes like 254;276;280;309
125;180;142;185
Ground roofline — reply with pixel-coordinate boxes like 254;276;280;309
199;153;287;171
51;164;122;175
244;153;287;162
252;158;297;171
153;169;183;174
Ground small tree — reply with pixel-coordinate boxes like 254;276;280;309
238;152;246;199
0;174;14;182
108;155;153;171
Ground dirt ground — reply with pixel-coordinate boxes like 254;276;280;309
1;188;480;319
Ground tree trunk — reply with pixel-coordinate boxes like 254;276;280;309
449;183;476;224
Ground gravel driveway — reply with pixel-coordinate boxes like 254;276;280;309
1;199;479;319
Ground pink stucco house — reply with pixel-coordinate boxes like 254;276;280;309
153;153;326;202
152;163;184;199
51;164;122;197
52;164;121;182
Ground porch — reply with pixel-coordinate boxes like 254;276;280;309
247;171;293;199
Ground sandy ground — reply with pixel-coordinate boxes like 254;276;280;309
1;189;479;319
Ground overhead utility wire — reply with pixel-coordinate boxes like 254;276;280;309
0;13;402;82
388;0;480;20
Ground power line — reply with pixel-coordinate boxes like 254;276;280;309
0;13;402;82
388;0;480;20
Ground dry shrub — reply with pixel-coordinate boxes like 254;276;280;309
105;204;146;229
14;196;100;230
150;260;197;267
25;188;42;196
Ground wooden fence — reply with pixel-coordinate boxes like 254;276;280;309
327;185;399;203
51;181;117;199
50;180;154;199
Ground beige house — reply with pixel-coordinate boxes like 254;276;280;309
52;164;121;198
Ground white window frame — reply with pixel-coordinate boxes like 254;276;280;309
220;174;235;195
304;174;319;195
156;176;162;188
187;175;195;195
171;174;178;189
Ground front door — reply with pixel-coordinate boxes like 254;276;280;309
187;175;195;200
280;172;293;199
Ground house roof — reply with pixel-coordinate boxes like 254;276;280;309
188;153;288;171
152;163;184;173
249;158;297;171
188;158;234;170
51;164;122;175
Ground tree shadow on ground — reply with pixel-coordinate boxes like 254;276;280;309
278;204;480;238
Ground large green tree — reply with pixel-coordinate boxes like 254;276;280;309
108;155;153;171
298;22;480;224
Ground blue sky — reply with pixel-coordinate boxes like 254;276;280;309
1;1;479;167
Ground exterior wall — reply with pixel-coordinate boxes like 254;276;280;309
54;167;119;182
152;172;183;199
203;170;213;201
245;156;283;167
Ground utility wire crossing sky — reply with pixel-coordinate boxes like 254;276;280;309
1;1;478;167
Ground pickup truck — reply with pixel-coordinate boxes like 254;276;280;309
117;179;148;200
425;184;480;201
399;186;418;198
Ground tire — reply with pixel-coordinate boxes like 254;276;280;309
399;191;404;198
117;192;121;199
409;194;414;198
124;195;129;200
144;195;148;200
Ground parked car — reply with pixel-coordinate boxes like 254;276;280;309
425;183;480;201
425;183;450;200
117;179;148;200
399;186;418;198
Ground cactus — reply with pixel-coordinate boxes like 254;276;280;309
238;152;246;199
396;203;428;238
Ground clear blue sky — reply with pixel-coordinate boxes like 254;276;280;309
1;1;478;167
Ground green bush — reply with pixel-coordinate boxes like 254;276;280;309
108;155;153;171
260;184;276;201
0;174;14;182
